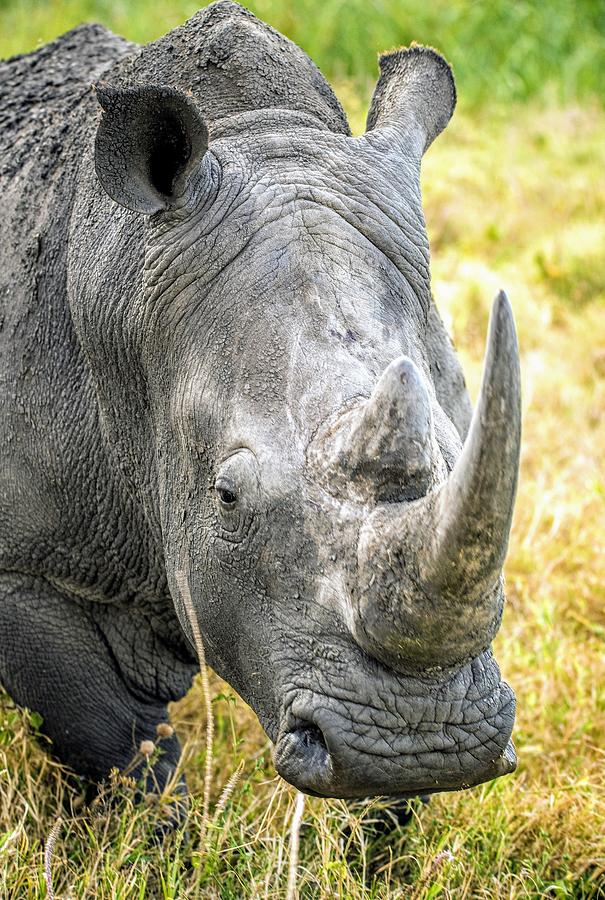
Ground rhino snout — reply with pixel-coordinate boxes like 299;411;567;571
273;654;517;799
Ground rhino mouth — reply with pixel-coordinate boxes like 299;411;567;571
273;651;517;799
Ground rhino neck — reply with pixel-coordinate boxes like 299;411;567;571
104;1;350;136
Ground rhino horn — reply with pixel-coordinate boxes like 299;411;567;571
351;292;521;669
343;356;437;499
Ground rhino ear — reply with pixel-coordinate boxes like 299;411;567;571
366;46;456;155
94;84;208;215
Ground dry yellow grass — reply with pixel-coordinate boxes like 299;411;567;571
1;101;604;898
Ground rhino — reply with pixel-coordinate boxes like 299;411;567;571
0;1;520;805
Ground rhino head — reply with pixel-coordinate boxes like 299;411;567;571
87;18;520;799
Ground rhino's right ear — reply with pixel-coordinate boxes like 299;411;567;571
366;46;456;157
94;84;208;215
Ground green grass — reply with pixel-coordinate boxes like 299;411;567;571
0;0;604;108
1;1;605;897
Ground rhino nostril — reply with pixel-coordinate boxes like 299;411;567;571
274;719;334;795
295;722;327;751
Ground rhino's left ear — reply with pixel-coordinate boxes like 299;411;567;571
94;84;208;215
366;46;456;156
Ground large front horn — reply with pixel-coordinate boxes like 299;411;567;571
350;292;521;670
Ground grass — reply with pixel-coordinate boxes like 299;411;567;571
1;2;605;898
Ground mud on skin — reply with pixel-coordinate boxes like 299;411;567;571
0;1;520;813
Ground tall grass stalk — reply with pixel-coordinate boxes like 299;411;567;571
176;567;214;842
286;792;306;900
43;818;61;900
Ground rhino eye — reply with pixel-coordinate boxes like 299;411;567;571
215;480;237;508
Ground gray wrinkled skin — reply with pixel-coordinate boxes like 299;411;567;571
0;1;518;802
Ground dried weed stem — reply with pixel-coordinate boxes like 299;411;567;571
44;817;62;900
176;568;214;841
285;791;306;900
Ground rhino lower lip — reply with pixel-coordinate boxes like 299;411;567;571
496;737;517;775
